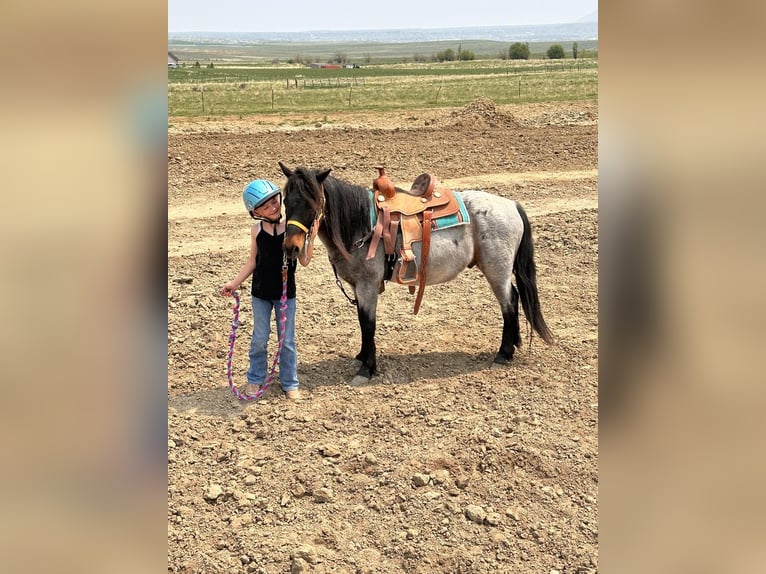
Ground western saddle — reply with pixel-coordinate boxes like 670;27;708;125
365;166;462;314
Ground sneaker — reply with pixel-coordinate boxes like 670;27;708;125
284;389;301;401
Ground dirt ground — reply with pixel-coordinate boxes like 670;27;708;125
168;98;598;573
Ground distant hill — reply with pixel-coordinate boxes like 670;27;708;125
577;10;598;23
169;21;597;44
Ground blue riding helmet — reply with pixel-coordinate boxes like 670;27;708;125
242;179;281;213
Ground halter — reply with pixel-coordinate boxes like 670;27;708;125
225;254;289;401
286;192;324;234
286;183;325;265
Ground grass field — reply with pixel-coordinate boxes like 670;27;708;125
168;38;598;65
168;37;598;118
168;59;597;117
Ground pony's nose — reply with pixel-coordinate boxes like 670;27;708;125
283;235;302;260
283;231;304;253
285;246;299;261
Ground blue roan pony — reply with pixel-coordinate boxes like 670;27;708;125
279;162;553;386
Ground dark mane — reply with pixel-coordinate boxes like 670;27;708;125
292;167;371;259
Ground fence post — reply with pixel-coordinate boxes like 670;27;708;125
200;85;205;113
271;88;274;110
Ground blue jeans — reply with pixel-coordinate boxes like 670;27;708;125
247;296;299;392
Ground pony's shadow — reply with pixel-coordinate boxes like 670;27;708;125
300;350;502;390
168;350;531;418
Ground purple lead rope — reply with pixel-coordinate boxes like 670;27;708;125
226;263;289;401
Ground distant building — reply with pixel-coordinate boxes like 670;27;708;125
168;52;179;68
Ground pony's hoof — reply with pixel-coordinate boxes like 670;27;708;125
349;358;363;372
492;355;512;367
350;375;371;387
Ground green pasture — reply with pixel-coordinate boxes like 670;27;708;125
168;39;598;65
168;60;598;117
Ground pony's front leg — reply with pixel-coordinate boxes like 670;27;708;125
350;283;378;386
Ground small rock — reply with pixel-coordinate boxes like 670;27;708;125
485;512;501;526
465;505;486;524
363;453;378;465
319;444;341;458
490;532;508;545
412;473;430;487
406;528;419;540
506;506;522;521
455;475;470;489
291;557;309;573
430;469;450;484
204;484;224;502
313;487;334;503
294;544;319;564
291;483;307;498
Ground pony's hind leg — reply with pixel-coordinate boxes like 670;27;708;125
478;255;521;364
495;284;521;364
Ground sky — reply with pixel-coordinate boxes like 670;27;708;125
168;0;597;33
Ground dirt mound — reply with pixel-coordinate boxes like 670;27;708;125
445;97;519;129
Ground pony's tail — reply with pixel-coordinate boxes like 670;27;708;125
513;202;553;345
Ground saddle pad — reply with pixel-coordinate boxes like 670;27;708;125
431;192;470;230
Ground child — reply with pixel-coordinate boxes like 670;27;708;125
220;179;301;400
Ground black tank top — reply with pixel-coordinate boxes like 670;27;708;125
251;225;297;300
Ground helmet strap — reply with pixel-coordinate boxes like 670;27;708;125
250;213;283;223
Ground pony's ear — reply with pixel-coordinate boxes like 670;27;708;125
278;161;293;177
316;168;332;183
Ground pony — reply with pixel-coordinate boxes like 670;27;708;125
278;162;553;386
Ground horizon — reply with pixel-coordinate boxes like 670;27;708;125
168;21;596;36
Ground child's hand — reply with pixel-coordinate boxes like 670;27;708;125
220;282;237;296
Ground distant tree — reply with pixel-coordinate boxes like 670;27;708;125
572;42;579;59
436;48;456;62
547;44;565;59
193;61;201;68
333;52;348;64
458;49;475;61
413;52;427;63
207;62;215;68
509;42;530;60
